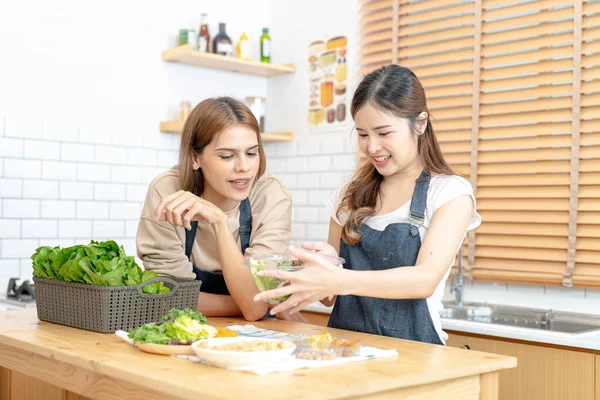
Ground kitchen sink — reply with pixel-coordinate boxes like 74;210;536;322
441;301;600;334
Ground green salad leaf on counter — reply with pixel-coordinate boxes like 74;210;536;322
162;308;208;324
31;240;170;294
128;308;216;345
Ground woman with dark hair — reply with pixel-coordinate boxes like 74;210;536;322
254;65;481;344
136;97;300;322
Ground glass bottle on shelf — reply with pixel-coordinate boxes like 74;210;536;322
237;32;251;60
178;29;188;46
212;22;233;56
198;13;210;53
260;28;271;63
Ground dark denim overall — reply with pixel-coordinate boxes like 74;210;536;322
328;171;443;345
185;198;251;295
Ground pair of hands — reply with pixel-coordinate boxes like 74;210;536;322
253;243;344;315
155;190;225;229
155;191;342;319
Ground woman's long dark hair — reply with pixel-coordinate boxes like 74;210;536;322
338;65;454;246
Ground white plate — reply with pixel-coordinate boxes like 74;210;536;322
191;337;296;368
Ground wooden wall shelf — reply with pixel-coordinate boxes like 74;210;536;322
159;120;293;142
161;45;295;77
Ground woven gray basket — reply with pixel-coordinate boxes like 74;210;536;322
33;276;201;333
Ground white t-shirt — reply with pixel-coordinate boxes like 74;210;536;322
325;174;482;344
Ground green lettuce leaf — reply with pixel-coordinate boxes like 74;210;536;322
164;315;216;342
30;240;170;294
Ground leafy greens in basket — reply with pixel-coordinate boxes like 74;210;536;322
31;240;169;294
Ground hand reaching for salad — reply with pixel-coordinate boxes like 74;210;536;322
253;245;345;315
155;190;225;230
300;241;338;258
300;242;339;302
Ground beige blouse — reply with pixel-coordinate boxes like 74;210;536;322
136;170;292;279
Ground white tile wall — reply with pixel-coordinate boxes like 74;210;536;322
59;181;94;200
94;183;126;201
77;163;111;182
42;161;77;180
262;133;357;246
127;148;158;167
3;199;39;218
93;221;125;238
23;180;59;199
0;220;20;238
61;143;95;163
77;201;110;220
307;156;332;172
0;116;181;281
22;220;58;238
24;139;61;160
0;260;20;279
157;150;178;168
142;167;165;184
126;220;140;238
0;179;22;197
78;125;111;146
110;202;142;220
111;166;143;183
126;184;148;202
0;137;23;158
95;145;128;165
41;200;76;219
1;239;40;258
59;220;93;238
4;159;41;179
452;279;600;315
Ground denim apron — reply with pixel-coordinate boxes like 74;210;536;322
328;171;443;345
185;198;251;295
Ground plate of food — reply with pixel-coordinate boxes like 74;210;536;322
118;308;238;355
245;252;345;304
191;336;296;368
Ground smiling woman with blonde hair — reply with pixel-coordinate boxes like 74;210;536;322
136;97;297;322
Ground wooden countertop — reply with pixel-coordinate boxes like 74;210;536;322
0;310;516;400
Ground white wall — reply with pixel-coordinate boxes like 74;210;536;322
0;0;270;287
265;0;361;244
0;0;270;125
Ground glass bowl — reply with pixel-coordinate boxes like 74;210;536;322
244;252;345;304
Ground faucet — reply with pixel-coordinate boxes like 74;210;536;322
450;249;464;306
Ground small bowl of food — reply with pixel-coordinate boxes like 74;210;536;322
293;333;361;360
245;253;345;304
191;337;296;368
